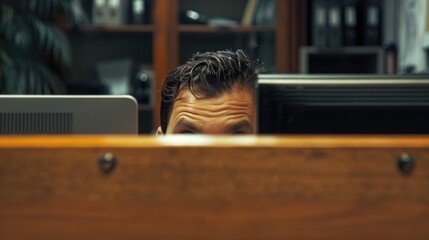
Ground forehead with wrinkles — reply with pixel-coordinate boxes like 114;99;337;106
166;88;255;134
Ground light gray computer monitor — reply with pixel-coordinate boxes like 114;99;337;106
0;95;138;134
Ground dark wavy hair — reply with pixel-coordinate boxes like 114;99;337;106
160;50;260;133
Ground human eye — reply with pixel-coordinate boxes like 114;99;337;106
171;122;198;134
177;130;195;134
233;131;245;135
173;129;195;134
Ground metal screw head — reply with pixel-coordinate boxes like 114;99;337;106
98;152;117;173
397;153;415;174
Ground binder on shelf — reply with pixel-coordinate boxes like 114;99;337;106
364;0;382;45
92;0;108;25
264;0;276;25
242;0;259;26
343;0;359;46
327;0;343;47
254;0;276;26
92;0;130;25
312;0;328;47
131;0;146;24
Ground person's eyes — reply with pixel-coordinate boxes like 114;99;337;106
178;130;195;134
233;131;246;135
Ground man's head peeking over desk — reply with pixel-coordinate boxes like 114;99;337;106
157;50;260;135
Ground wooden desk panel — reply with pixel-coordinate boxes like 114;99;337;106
1;136;429;239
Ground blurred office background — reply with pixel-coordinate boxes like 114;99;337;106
1;0;428;133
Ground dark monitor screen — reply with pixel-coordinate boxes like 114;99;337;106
257;75;429;134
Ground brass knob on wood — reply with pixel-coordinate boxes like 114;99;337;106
397;153;415;175
98;152;117;173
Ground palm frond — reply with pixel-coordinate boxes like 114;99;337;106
1;53;56;94
62;0;89;27
30;16;72;67
0;5;32;50
19;0;88;26
1;5;72;68
0;0;87;94
27;0;63;19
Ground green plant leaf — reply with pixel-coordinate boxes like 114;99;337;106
0;6;33;50
20;0;87;25
25;0;58;19
29;16;72;67
1;0;86;94
62;0;89;26
1;56;55;94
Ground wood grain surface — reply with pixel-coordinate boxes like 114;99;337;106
1;135;429;239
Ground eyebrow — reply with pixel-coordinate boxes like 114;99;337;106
224;120;253;133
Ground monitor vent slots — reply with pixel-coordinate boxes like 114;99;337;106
0;113;73;135
264;86;429;106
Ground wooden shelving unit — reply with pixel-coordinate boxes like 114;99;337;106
71;0;309;130
151;0;308;128
178;25;276;33
79;25;155;33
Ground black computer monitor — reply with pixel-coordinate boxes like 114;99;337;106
257;75;429;134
